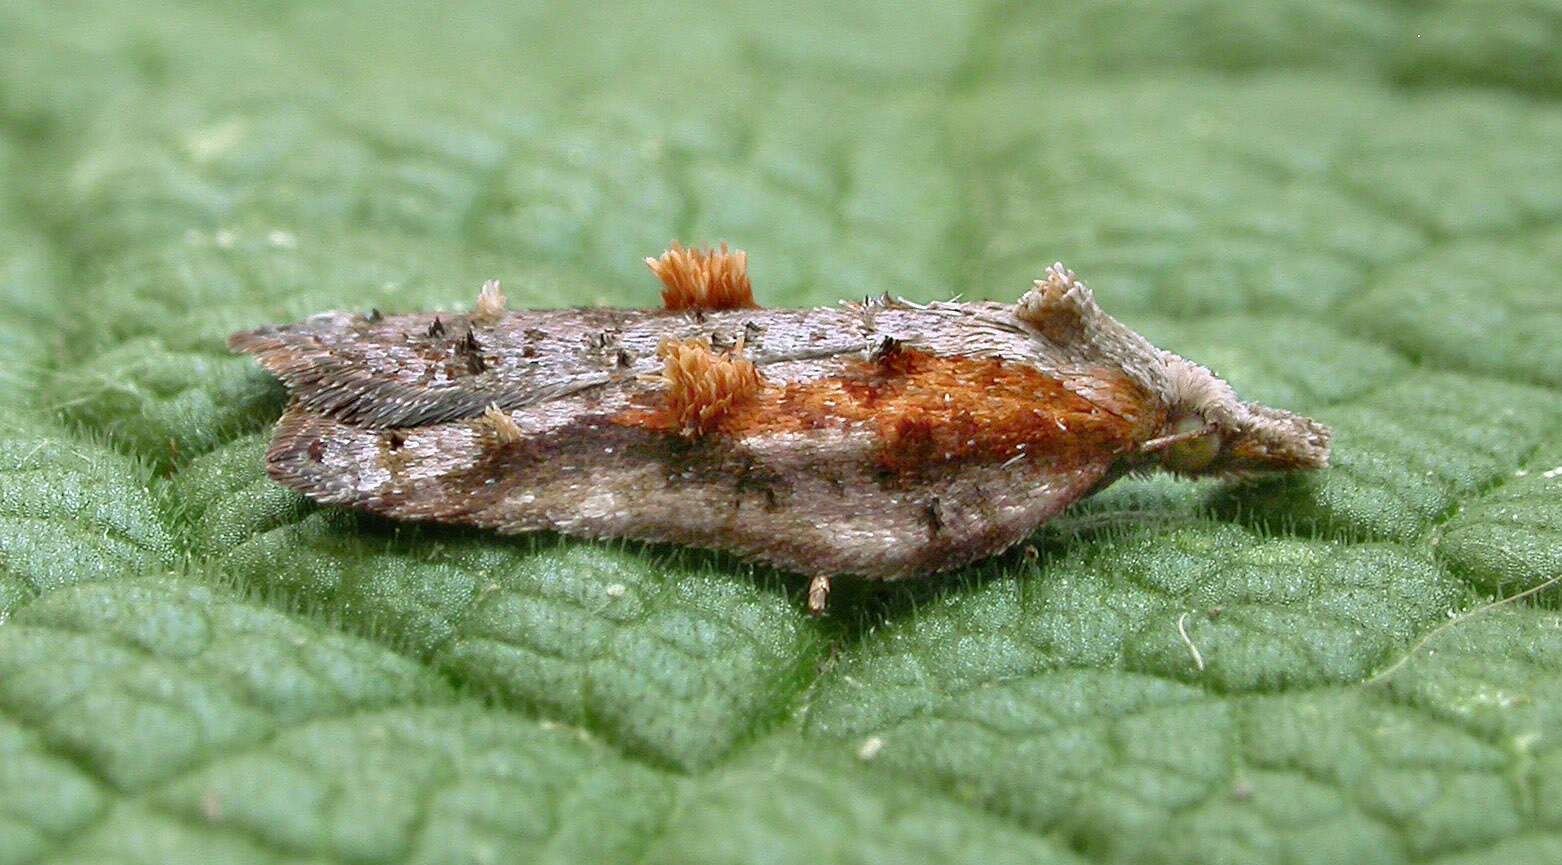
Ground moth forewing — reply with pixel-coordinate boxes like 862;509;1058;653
232;245;1331;614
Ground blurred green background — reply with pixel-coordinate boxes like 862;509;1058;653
2;1;1562;863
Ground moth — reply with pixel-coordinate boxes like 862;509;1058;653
232;244;1331;614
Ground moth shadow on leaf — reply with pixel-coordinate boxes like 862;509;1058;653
1205;470;1336;540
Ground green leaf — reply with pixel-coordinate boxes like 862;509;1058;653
0;143;65;403
51;338;280;472
434;544;821;770
806;523;1462;723
0;578;447;789
0;418;173;612
1342;233;1562;389
5;0;1562;861
144;706;673;864
1127;315;1412;412
803;604;1562;863
642;735;1087;865
1438;435;1562;595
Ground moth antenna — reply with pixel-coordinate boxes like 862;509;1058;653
646;242;757;311
471;279;507;324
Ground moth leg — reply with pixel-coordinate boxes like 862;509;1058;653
806;574;831;617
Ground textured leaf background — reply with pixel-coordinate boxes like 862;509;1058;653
2;1;1561;862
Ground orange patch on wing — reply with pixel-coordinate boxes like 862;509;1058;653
645;242;756;311
785;350;1159;473
619;347;1161;473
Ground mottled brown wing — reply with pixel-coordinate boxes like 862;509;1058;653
229;306;859;429
233;259;1332;591
229;308;637;427
261;399;1124;580
237;295;1171;578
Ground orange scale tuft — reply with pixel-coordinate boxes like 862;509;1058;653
646;242;756;311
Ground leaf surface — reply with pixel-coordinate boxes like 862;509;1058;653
4;1;1561;862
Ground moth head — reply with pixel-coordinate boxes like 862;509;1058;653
1146;357;1332;478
